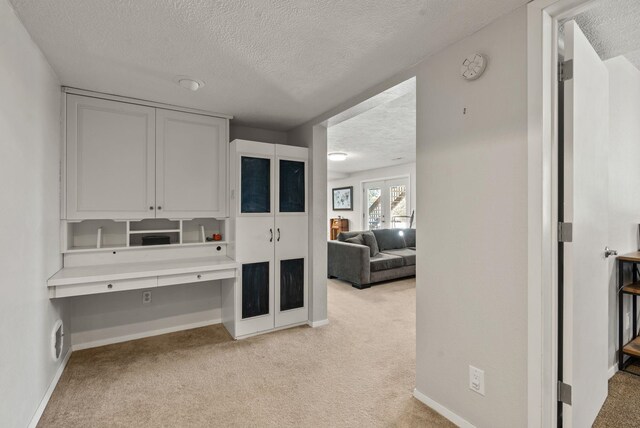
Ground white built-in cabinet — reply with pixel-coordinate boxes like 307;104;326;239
65;94;228;220
226;140;308;337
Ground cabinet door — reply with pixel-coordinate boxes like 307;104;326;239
275;144;308;327
156;110;227;218
234;216;275;336
66;95;155;219
275;215;308;327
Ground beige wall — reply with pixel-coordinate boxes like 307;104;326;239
415;6;528;427
0;1;70;425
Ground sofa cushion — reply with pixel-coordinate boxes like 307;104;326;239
362;231;379;257
402;229;416;247
372;229;407;251
345;234;365;246
337;231;362;242
381;248;416;266
369;253;404;272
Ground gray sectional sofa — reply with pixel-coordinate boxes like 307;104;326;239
327;228;416;289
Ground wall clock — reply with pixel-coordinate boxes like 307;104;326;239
461;54;487;80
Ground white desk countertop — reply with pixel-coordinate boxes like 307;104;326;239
48;256;239;287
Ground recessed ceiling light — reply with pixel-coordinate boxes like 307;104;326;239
174;76;205;91
328;152;348;161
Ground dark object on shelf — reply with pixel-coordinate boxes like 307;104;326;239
142;235;171;246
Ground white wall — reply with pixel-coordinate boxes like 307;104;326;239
415;6;528;427
605;56;640;370
327;163;416;234
230;124;288;145
0;1;69;426
69;282;222;348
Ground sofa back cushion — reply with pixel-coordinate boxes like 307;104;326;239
372;229;407;251
402;229;416;247
337;231;362;242
362;231;379;257
344;234;365;246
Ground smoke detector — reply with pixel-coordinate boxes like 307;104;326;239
460;54;487;81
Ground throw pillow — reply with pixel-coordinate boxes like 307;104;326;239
362;231;379;257
345;234;365;246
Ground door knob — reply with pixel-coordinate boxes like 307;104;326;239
604;247;618;258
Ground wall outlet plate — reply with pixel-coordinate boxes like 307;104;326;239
469;365;485;396
142;291;152;304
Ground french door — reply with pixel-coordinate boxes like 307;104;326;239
363;177;410;230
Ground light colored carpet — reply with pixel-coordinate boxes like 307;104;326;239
594;366;640;427
38;278;453;427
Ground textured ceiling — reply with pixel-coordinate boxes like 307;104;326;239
328;79;415;175
572;0;640;69
9;0;527;130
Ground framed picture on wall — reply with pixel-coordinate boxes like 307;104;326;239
332;186;353;211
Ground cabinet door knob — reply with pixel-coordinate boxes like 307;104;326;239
277;228;281;242
197;274;202;279
269;228;273;242
157;206;162;210
107;284;113;289
149;206;154;210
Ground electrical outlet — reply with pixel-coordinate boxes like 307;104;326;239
469;365;485;396
142;291;152;304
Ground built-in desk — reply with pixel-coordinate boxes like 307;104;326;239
48;256;239;298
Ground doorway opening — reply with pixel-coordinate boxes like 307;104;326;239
553;1;640;426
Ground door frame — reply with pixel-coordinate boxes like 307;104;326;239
361;174;411;230
527;0;598;426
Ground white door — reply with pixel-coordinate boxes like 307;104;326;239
156;109;227;218
275;145;308;327
561;20;609;428
66;95;155;220
363;177;410;230
233;141;276;336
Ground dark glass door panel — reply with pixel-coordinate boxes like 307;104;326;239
241;156;270;213
279;160;305;212
280;258;304;311
242;262;270;319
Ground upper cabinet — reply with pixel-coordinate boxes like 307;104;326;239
66;95;156;220
156;109;227;218
65;94;228;220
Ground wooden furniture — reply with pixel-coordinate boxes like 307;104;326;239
617;252;640;371
227;140;308;338
65;92;228;220
329;218;349;240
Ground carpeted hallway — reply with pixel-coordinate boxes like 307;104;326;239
38;278;453;427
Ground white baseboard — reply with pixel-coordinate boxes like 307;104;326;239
308;319;329;328
71;318;222;351
28;348;72;428
413;388;475;428
609;364;618;379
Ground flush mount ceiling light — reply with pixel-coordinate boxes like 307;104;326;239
174;76;205;91
328;152;348;161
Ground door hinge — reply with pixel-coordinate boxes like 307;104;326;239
558;381;572;405
558;222;573;243
559;60;573;82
